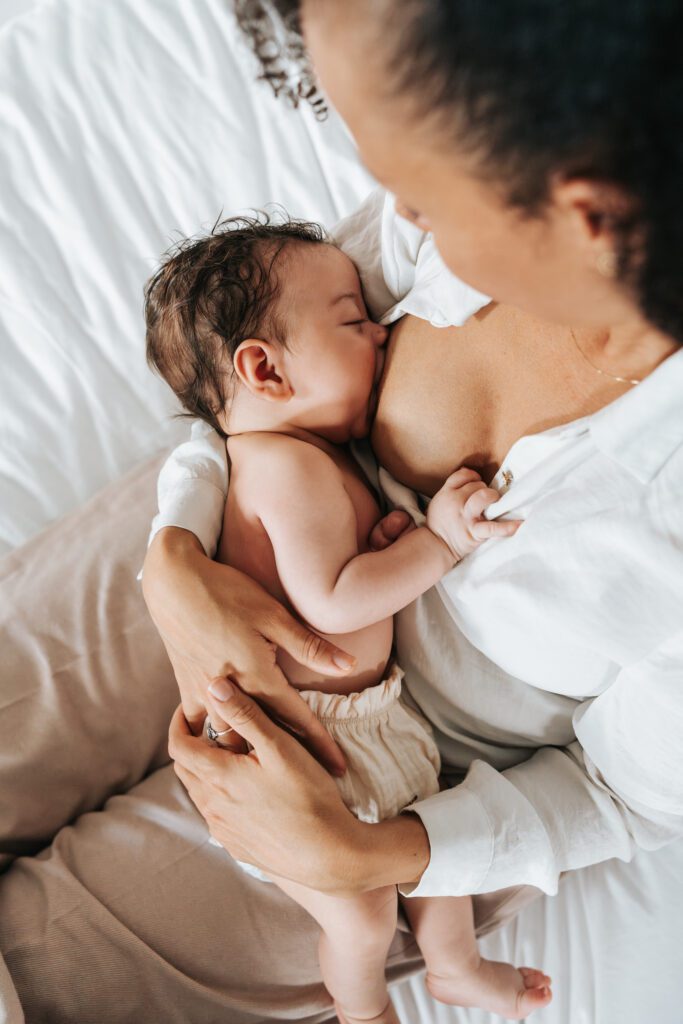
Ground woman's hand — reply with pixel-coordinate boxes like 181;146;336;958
169;682;364;894
168;681;432;895
368;509;415;550
143;527;355;775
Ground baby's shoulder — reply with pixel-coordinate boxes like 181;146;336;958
227;432;341;493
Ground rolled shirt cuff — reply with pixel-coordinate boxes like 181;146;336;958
398;782;493;898
398;758;561;898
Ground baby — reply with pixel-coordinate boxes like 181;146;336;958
145;215;552;1023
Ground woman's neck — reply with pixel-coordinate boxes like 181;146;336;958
573;320;678;383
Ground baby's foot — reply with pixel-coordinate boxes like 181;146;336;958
334;996;401;1024
426;959;552;1020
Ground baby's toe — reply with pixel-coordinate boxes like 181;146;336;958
517;980;552;1016
519;967;551;988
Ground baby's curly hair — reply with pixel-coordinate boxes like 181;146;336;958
145;213;327;436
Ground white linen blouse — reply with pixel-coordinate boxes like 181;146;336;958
148;189;683;898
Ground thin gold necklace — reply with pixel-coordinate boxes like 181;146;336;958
569;328;642;386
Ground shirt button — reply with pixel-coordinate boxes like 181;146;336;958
502;468;514;488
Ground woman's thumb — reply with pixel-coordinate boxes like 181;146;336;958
269;613;356;675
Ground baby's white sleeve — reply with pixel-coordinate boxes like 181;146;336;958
333;188;490;328
147;419;229;558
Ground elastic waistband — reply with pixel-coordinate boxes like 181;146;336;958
298;663;404;722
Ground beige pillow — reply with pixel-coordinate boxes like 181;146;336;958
0;452;179;871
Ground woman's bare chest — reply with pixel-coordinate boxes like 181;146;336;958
372;310;626;495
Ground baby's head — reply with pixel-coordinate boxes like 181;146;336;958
145;214;387;443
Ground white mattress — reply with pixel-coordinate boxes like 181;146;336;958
1;3;682;1022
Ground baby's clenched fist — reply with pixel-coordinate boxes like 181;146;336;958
427;467;521;562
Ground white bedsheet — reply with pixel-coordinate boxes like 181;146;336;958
0;0;372;553
1;2;682;1022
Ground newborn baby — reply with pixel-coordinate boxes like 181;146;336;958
145;215;552;1023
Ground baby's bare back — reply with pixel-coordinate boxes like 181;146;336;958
217;432;393;693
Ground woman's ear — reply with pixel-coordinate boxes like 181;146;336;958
551;177;638;278
232;339;293;401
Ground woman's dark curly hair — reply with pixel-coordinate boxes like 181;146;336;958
234;0;326;118
234;0;683;344
145;214;327;436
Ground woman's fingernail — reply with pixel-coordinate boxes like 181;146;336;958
209;679;236;702
332;651;356;671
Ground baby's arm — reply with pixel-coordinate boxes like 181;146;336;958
243;437;516;635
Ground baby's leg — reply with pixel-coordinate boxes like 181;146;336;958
272;874;400;1024
401;894;552;1020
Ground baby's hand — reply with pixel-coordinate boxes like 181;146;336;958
427;467;521;562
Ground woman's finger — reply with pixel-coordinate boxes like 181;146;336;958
170;689;288;776
164;642;213;736
368;509;413;551
173;758;202;794
168;704;242;776
199;679;308;764
205;690;250;753
235;665;347;776
268;606;357;677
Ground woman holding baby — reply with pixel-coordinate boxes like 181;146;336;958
2;2;682;1022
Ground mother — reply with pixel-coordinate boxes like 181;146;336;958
155;0;683;891
2;1;682;1022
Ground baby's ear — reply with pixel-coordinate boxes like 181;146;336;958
232;339;293;402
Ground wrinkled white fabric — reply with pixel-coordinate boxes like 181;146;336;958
331;187;489;328
0;0;374;557
148;419;228;559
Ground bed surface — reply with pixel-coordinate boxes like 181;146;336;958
2;2;682;1022
0;0;371;554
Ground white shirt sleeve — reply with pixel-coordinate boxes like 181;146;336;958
147;419;229;558
147;188;489;553
401;628;683;898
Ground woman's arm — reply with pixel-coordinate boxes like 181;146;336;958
169;630;683;897
142;425;356;774
169;683;432;896
143;528;353;773
397;628;683;899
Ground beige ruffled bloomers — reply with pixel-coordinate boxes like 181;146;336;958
237;662;441;882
